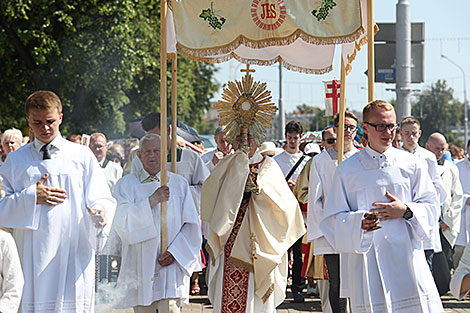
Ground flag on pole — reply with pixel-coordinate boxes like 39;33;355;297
324;80;341;116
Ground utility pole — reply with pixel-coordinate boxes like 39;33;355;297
396;0;412;121
278;63;285;139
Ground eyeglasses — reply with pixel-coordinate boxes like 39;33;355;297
364;122;398;132
326;138;336;144
344;125;357;132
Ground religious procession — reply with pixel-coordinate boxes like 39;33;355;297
0;0;470;313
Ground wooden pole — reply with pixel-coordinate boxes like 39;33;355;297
337;56;346;164
367;0;375;102
171;54;178;173
160;0;168;255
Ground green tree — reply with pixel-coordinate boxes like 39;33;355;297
411;80;464;146
0;0;219;138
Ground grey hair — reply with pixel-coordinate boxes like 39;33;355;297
2;128;23;145
139;134;161;151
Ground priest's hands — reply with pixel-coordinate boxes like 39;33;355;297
212;151;224;166
287;179;296;191
371;191;407;221
149;186;170;208
87;206;107;228
36;173;67;205
158;251;175;266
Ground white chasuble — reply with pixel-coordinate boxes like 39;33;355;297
0;137;116;313
112;171;201;309
320;146;443;313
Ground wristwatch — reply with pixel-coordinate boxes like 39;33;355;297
402;206;413;220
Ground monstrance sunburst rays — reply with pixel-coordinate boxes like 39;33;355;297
215;68;278;153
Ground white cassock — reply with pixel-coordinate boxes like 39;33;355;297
456;158;470;247
438;159;463;247
111;170;201;309
131;147;209;214
306;147;358;254
0;135;116;313
273;150;310;180
400;145;446;253
320;146;443;313
0;229;24;313
450;241;470;299
99;158;123;193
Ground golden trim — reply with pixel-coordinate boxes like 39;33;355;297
206;243;216;266
176;26;365;58
227;256;254;272
345;24;379;75
261;283;275;303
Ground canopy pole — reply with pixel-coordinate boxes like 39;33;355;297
171;54;178;173
160;0;168;255
367;0;375;102
337;56;346;164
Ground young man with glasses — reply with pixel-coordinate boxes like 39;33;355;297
399;117;446;271
320;100;443;312
307;111;359;313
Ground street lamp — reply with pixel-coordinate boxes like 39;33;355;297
441;54;468;147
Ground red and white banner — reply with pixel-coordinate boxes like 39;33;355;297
324;80;341;116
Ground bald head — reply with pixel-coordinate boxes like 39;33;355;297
426;132;448;160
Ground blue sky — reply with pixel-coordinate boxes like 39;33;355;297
211;1;470;113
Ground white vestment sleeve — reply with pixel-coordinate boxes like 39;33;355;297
167;181;202;277
450;242;470;299
113;179;158;245
0;231;24;313
320;171;373;254
0;157;39;229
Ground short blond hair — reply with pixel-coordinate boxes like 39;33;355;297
25;90;62;115
362;100;394;122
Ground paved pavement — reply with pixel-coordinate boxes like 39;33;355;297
99;289;470;312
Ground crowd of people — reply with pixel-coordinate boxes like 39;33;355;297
2;91;470;313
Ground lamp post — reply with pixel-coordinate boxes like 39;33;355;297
441;54;468;147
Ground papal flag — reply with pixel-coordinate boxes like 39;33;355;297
324;80;341;116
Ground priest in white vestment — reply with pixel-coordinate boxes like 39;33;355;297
201;127;233;172
111;134;201;313
201;132;305;313
455;143;470;266
320;100;443;313
0;91;116;313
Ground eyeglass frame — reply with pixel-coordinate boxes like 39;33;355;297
364;122;398;132
325;138;336;144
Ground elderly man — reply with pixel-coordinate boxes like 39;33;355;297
111;134;201;313
320;100;443;312
426;133;463;294
89;132;123;192
201;127;232;172
0;90;115;312
1;128;22;161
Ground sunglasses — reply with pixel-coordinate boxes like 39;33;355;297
326;138;336;144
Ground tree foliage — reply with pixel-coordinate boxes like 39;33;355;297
411;80;464;146
0;0;219;138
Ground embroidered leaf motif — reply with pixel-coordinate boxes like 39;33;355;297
199;2;226;30
312;0;337;21
200;8;212;20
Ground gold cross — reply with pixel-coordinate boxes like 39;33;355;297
240;64;256;76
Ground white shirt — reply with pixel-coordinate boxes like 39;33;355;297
320;145;442;312
273;150;310;180
112;171;201;308
0;134;116;313
99;158;123;192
